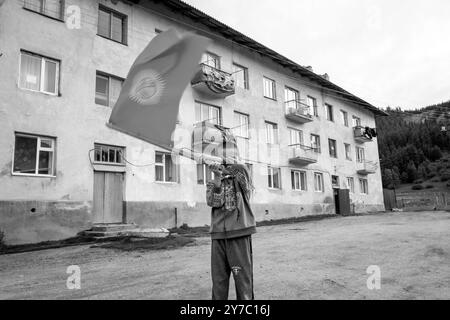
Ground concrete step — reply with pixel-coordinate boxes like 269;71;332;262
79;227;170;239
90;223;137;232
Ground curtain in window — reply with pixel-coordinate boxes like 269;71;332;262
165;154;174;182
95;75;109;106
24;0;43;12
38;150;52;175
111;14;123;42
14;136;38;174
43;60;57;94
98;9;111;38
109;77;123;107
44;0;63;19
20;53;41;91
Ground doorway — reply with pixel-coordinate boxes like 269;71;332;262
93;171;124;224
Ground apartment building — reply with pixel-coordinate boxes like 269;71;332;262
0;0;387;244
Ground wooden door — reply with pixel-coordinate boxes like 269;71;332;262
93;171;124;223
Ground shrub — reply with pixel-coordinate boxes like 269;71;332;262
0;230;4;248
431;178;440;183
412;185;424;190
413;179;424;184
442;176;450;182
425;185;434;189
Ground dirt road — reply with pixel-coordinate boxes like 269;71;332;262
1;211;449;300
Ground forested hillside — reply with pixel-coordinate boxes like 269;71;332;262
376;102;450;189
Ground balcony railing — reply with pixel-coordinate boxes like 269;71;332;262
354;126;374;143
285;101;313;124
191;63;235;97
288;144;318;166
357;160;377;175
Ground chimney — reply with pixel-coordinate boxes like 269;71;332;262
322;73;330;81
305;66;313;72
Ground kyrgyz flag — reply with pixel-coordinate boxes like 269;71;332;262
108;30;211;149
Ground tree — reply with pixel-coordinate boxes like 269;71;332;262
417;163;428;180
406;161;418;183
382;169;394;189
429;145;443;161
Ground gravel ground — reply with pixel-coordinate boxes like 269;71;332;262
0;211;449;300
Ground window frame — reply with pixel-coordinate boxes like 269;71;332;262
328;139;338;158
331;175;340;189
202;52;221;69
93;143;125;166
267;166;282;190
263;76;276;100
265;121;278;145
310;134;321;153
325;103;334;122
344;143;352;161
284;86;299;111
195;101;222;125
23;0;65;21
95;71;124;107
314;172;324;192
359;178;369;194
232;63;249;90
154;151;179;184
341;110;349;127
19;50;60;96
12;132;56;177
307;96;318;117
356;147;365;163
289;128;304;147
347;177;355;193
196;163;216;185
352;116;362;127
97;5;128;45
291;170;307;191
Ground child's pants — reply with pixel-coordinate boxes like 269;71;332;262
211;235;254;300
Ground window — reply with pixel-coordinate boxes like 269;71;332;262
289;128;303;147
344;143;352;160
347;177;355;193
332;175;340;189
195;102;221;125
196;164;216;185
307;96;318;117
19;51;59;95
24;0;64;20
325;104;334;121
94;144;124;165
155;152;178;183
268;166;281;189
341;110;349;127
310;134;321;153
95;72;124;107
202;52;220;69
284;87;299;111
13;133;55;176
314;173;324;192
234;112;250;158
263;77;276;100
359;178;369;194
265;121;278;144
98;6;127;44
291;170;307;191
328;139;337;158
232;63;249;89
356;147;365;163
352;116;361;127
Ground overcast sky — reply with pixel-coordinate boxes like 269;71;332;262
184;0;450;110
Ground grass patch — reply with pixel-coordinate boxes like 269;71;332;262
0;236;97;255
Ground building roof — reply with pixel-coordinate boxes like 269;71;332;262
143;0;388;116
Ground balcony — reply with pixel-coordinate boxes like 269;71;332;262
357;160;378;175
354;126;374;143
285;102;313;124
288;145;318;166
191;63;235;98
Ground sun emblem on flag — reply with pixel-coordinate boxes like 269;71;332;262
129;69;166;106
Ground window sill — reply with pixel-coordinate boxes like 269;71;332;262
155;181;179;185
263;96;277;101
19;87;59;97
12;173;56;178
97;34;128;47
23;7;65;23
